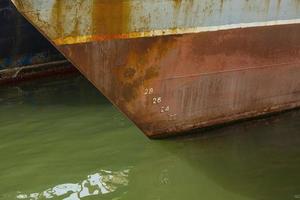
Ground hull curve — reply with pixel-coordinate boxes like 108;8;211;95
11;0;300;137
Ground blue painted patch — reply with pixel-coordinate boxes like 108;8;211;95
0;0;64;71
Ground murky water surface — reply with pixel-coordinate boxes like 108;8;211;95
0;75;300;200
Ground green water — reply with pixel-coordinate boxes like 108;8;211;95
0;75;300;200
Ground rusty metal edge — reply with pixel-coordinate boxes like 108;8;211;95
0;60;77;86
150;101;300;139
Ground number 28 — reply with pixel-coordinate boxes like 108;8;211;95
144;88;154;95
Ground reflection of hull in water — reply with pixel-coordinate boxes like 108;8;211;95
11;0;300;138
0;0;72;84
163;110;300;200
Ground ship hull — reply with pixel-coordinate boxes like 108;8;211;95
57;24;300;137
0;0;68;84
11;0;300;137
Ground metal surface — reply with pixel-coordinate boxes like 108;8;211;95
11;0;300;137
0;0;64;70
0;60;76;85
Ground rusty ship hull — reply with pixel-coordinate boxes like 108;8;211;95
11;0;300;138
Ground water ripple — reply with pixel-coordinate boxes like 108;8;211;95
16;169;130;200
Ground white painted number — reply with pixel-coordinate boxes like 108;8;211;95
161;106;170;113
144;88;154;95
153;97;162;104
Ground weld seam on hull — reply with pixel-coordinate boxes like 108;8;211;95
159;62;300;81
189;93;300;117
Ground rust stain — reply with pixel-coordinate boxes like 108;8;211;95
111;37;176;105
276;0;282;14
173;0;182;7
51;0;63;38
53;27;190;45
220;0;224;10
92;0;131;36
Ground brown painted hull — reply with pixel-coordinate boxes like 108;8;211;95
54;24;300;137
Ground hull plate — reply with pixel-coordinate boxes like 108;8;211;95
11;0;300;137
56;24;300;137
